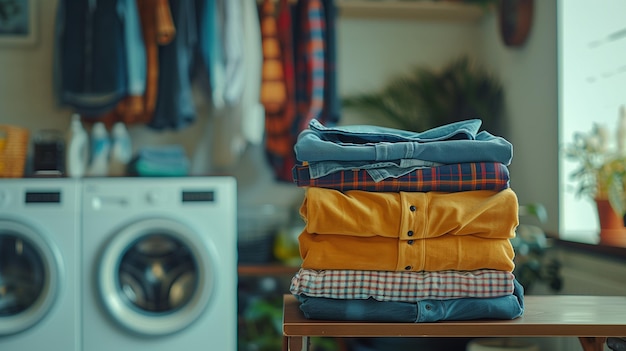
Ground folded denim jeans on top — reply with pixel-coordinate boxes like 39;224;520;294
295;119;513;165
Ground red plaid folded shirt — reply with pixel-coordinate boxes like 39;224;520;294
290;268;516;302
292;162;510;192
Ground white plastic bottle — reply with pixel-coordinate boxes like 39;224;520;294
109;122;132;177
65;114;89;178
87;122;111;177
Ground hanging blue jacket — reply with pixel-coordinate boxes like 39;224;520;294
54;0;146;117
54;0;126;116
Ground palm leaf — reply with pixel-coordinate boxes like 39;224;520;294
342;55;504;133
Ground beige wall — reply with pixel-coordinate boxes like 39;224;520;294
480;1;559;233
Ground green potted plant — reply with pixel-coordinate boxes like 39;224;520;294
512;203;562;294
563;106;626;235
342;55;504;135
240;296;341;351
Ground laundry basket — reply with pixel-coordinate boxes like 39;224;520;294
237;204;289;264
0;125;29;178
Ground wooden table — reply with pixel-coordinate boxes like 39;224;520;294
282;294;626;351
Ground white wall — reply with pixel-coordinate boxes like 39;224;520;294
337;18;482;96
479;1;559;234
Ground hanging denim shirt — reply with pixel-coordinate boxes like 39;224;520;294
119;0;146;98
149;0;197;130
295;119;513;165
294;279;524;322
196;0;226;109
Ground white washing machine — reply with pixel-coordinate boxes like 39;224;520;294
0;178;80;351
81;177;237;351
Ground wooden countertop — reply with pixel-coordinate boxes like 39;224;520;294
283;294;626;337
282;294;626;351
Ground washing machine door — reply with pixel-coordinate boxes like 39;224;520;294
99;218;215;336
0;220;61;336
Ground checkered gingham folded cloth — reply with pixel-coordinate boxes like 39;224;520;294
290;268;516;302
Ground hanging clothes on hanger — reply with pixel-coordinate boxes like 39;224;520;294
155;0;176;45
222;0;245;106
320;0;340;126
54;0;177;128
294;0;326;132
239;0;264;146
136;0;173;125
54;0;127;117
149;0;198;130
195;0;245;109
111;0;174;127
197;0;226;109
264;0;328;182
107;0;147;126
264;0;297;181
260;0;287;115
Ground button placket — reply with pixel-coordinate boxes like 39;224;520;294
398;194;420;271
402;201;417;240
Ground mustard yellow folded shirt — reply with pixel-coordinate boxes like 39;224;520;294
300;188;519;240
299;230;516;272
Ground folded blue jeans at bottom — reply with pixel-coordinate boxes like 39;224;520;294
296;279;524;322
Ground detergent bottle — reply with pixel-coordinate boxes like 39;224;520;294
87;122;110;177
65;114;89;177
109;122;132;176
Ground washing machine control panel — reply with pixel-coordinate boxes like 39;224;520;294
181;191;215;203
145;189;166;205
0;188;63;208
84;182;220;213
25;191;62;204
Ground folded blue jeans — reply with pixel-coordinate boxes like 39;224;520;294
295;279;524;322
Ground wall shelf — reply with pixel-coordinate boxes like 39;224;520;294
337;1;486;22
238;263;299;276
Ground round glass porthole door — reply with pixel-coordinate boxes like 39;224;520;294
0;220;60;336
99;218;215;336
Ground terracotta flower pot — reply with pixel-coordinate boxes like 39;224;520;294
595;198;626;246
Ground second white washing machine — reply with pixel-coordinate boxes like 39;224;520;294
81;177;237;351
0;178;80;351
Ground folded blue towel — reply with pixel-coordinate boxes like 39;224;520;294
129;145;189;176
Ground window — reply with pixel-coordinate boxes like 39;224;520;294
558;0;626;242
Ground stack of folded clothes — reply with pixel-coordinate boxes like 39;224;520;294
288;118;525;323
